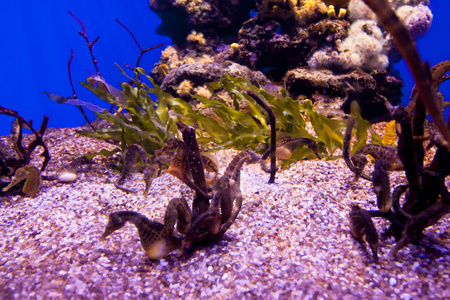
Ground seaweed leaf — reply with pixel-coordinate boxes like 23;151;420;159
51;67;379;169
301;100;344;154
84;148;121;159
382;120;397;146
44;92;105;113
350;101;382;154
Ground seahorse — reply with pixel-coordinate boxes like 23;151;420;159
343;116;403;181
270;136;321;160
160;138;219;185
342;117;372;181
114;144;150;193
100;211;182;260
372;159;392;213
163;197;193;235
352;144;403;173
2;164;41;198
181;149;261;249
349;204;379;262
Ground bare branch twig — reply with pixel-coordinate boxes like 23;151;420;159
67;49;95;131
68;10;102;77
0;106;51;172
116;18;164;69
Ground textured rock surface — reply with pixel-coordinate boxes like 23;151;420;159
160;61;269;99
283;67;403;121
149;0;254;47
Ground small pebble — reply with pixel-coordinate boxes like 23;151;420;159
57;172;78;183
389;278;398;286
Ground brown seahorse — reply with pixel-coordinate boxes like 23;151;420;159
260;135;320;173
352;144;403;173
343;116;403;181
349;204;379;262
163;197;193;235
114;144;151;193
372;159;392;213
2;164;41;198
183;149;261;248
159;138;219;186
272;136;320;160
213;148;260;223
100;211;182;260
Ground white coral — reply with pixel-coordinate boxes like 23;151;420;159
308;20;389;71
396;4;433;39
348;0;377;21
348;0;432;39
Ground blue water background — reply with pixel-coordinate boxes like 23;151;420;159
0;1;448;135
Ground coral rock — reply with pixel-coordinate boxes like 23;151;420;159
161;61;269;100
149;0;254;47
308;20;389;72
283;67;402;121
396;4;433;39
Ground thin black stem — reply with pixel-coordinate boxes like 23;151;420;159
67;49;95;131
246;91;277;184
68;50;76;98
68;10;102;77
116;18;164;69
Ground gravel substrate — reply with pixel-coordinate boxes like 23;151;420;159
1;127;450;299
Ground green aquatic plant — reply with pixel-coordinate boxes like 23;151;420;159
205;76;380;169
48;67;380;174
195;76;364;157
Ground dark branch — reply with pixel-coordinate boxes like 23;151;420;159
68;10;102;77
116;19;165;69
0;106;51;172
67;49;94;131
68;50;76;98
178;122;210;216
246;91;277;184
